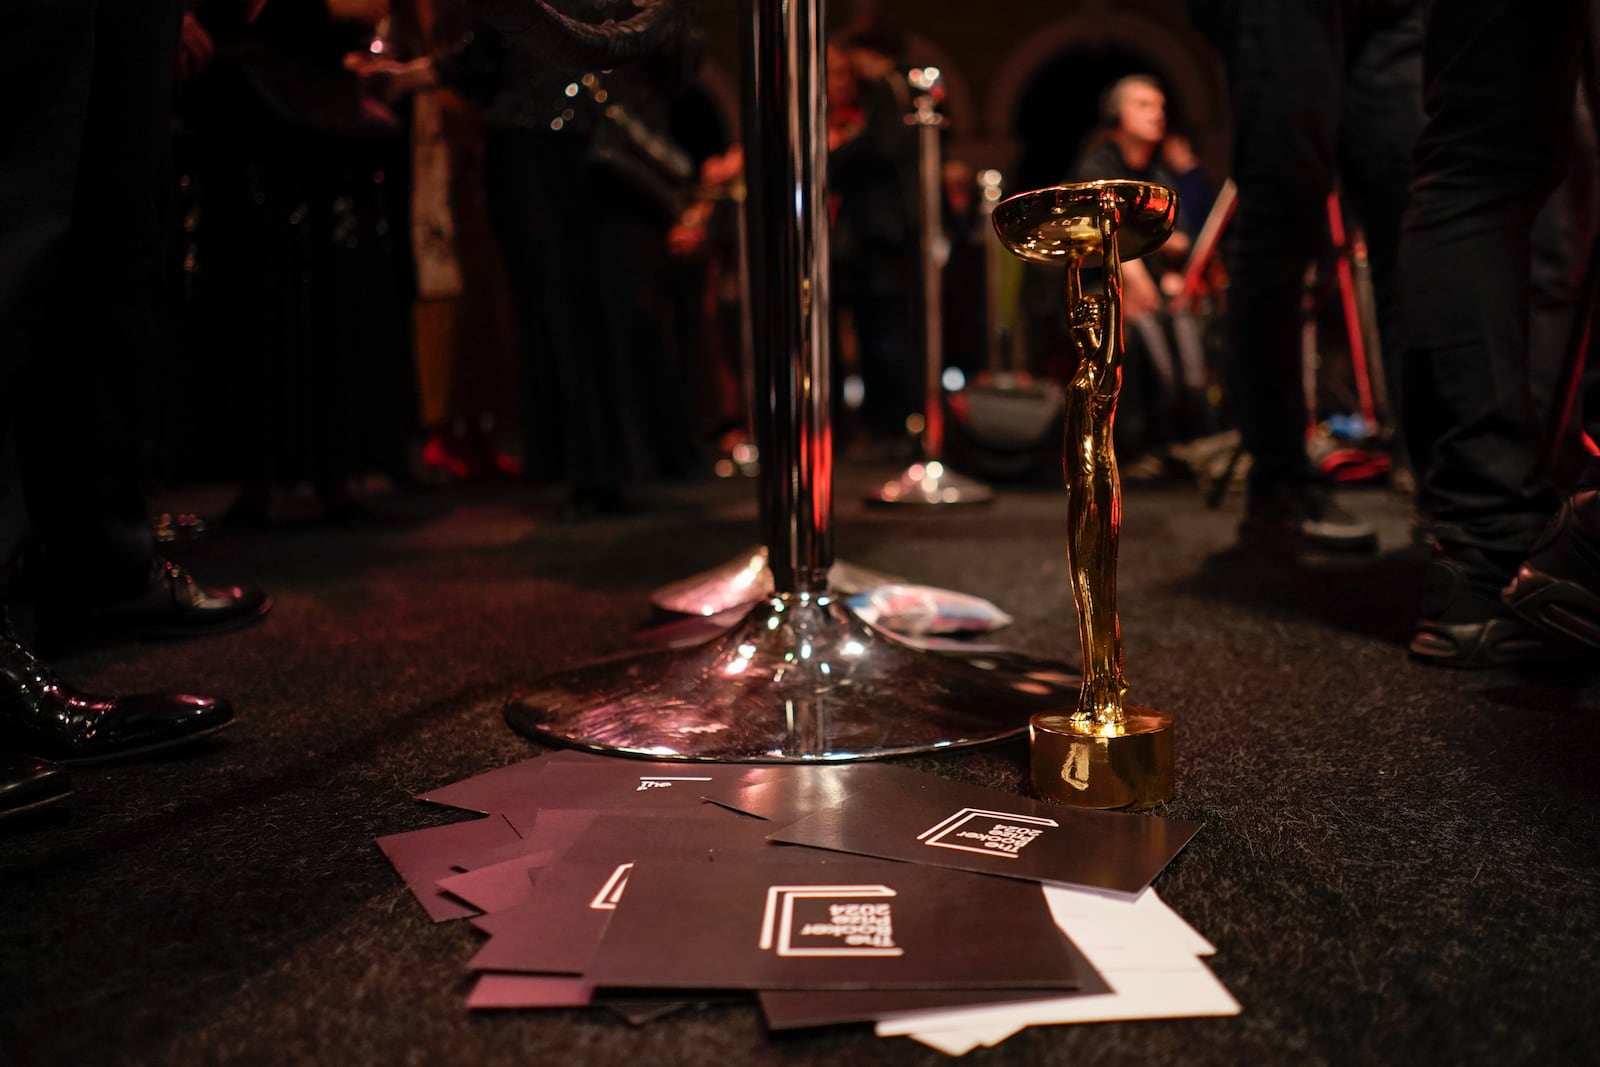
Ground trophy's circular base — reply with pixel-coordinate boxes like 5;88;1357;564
868;461;995;507
506;593;1080;761
648;547;904;617
1029;706;1174;810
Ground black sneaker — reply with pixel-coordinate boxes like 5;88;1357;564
1240;482;1378;553
1410;544;1568;667
1502;488;1600;651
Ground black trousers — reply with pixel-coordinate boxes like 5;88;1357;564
837;282;917;440
1208;0;1424;490
0;0;174;600
1400;0;1595;552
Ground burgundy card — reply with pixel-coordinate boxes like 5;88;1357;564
767;773;1200;895
466;812;778;975
420;751;753;825
699;763;919;821
466;896;552;972
434;810;599;914
373;814;521;921
466;975;695;1025
467;973;595;1010
417;752;567;813
586;857;1086;991
437;845;564;916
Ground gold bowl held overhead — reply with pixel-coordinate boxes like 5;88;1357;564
992;179;1178;267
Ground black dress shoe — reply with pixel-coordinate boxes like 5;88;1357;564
72;558;271;641
0;626;235;765
0;754;71;821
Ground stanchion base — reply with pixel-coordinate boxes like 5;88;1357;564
1029;707;1174;810
506;593;1079;761
868;461;995;506
649;547;905;617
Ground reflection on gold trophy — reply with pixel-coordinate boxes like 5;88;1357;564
993;180;1178;810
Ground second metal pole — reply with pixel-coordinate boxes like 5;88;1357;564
869;68;993;506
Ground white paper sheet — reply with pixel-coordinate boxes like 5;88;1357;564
907;1030;986;1056
878;886;1239;1051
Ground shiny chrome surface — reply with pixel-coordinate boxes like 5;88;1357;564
994;181;1177;808
913;69;950;466
872;68;994;508
507;0;1079;761
506;593;1080;760
980;169;1008;375
743;0;832;594
733;170;758;470
649;546;904;617
993;180;1177;267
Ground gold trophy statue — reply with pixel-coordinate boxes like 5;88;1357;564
993;181;1178;810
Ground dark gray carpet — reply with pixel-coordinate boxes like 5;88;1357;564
3;463;1597;1067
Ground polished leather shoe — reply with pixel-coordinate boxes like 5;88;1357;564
72;558;271;641
0;627;234;765
0;754;71;821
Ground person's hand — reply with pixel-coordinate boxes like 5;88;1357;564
1162;134;1199;175
668;200;714;257
327;0;389;28
667;221;707;258
177;12;214;83
1121;260;1162;321
344;54;438;103
700;146;743;189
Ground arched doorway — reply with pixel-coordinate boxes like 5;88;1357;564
1010;44;1177;192
986;11;1228;189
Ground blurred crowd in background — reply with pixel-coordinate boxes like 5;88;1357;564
155;0;1250;523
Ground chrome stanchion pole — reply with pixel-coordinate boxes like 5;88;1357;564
649;90;897;618
869;68;993;506
504;0;1078;760
981;169;1009;378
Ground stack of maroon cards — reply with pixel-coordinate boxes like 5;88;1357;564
375;751;1219;1047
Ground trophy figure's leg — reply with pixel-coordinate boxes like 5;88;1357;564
503;0;1079;762
993;182;1178;807
870;69;994;507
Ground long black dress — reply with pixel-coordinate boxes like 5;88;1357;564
436;0;698;511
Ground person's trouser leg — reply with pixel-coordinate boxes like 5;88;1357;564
1401;0;1584;556
1222;0;1347;491
0;0;97;576
18;0;179;602
1338;1;1425;447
